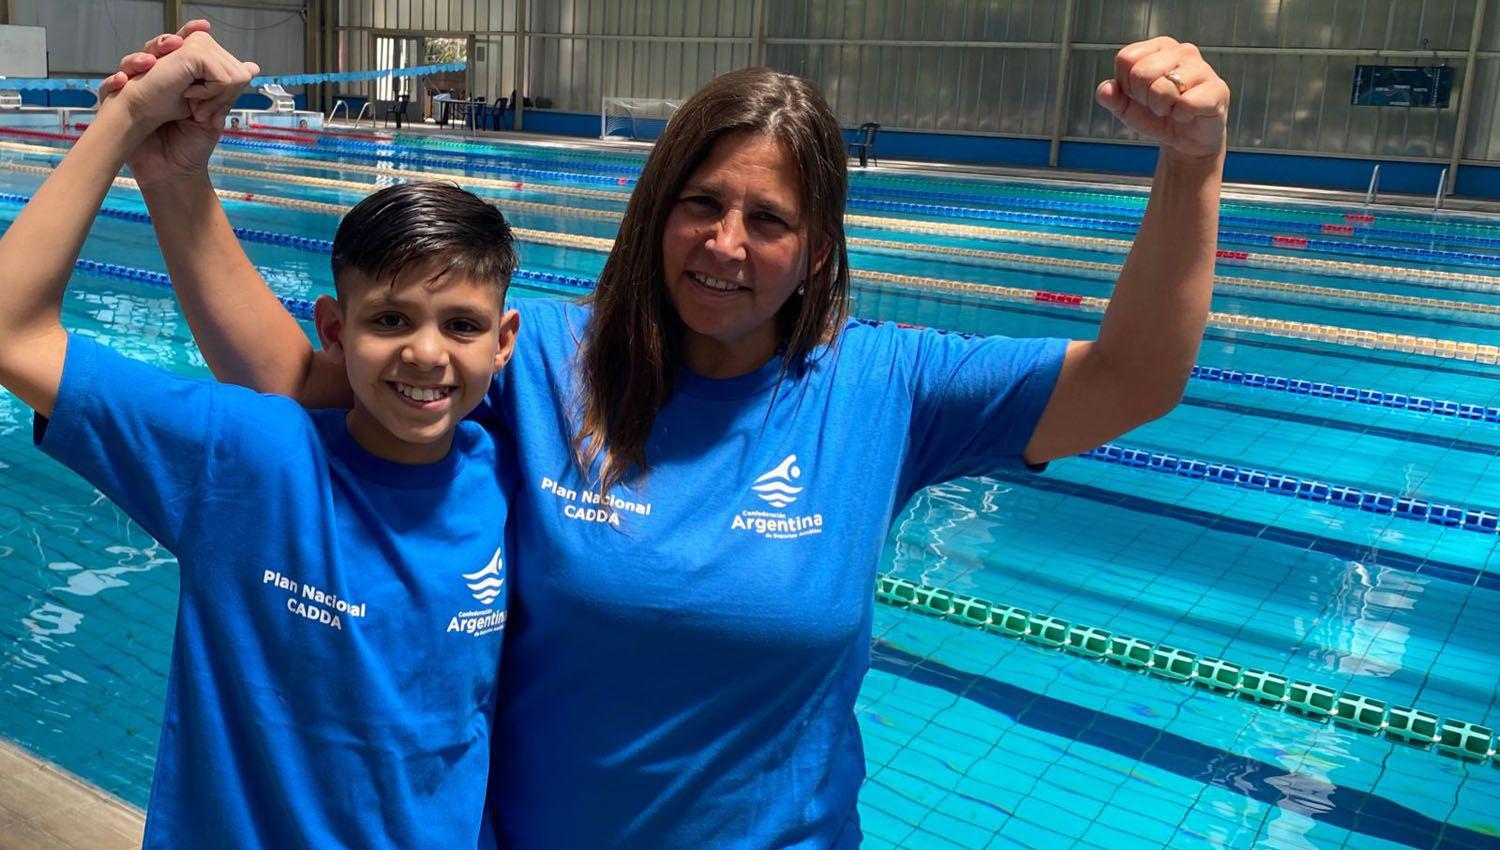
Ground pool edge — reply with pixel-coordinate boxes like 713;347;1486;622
0;736;144;850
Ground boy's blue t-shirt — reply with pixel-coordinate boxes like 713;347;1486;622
36;336;511;850
486;300;1066;849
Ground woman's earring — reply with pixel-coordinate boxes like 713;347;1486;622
796;283;806;296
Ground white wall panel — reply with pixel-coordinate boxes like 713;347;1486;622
185;4;305;74
333;0;1500;162
14;0;163;74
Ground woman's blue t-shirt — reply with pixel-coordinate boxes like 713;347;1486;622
485;300;1066;849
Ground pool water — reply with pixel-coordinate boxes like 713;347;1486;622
0;130;1496;850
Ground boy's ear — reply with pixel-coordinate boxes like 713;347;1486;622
492;308;521;372
313;295;346;364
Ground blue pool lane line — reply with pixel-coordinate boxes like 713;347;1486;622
1180;396;1500;458
869;641;1500;850
990;470;1500;592
1188;364;1500;423
845;180;1500;252
1083;442;1500;535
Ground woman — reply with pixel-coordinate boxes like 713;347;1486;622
108;26;1228;848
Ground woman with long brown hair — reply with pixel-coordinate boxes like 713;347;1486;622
110;26;1227;848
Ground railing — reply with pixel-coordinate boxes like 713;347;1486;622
1435;167;1449;210
327;99;349;125
1364;163;1381;204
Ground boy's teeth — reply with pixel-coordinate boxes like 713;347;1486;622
394;383;452;402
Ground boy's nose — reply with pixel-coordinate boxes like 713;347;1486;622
402;331;449;369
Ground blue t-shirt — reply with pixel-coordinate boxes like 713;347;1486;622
36;336;512;850
486;301;1066;849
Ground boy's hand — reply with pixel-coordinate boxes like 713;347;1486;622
1095;37;1230;164
98;23;259;188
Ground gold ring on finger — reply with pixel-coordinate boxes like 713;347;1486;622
1164;70;1187;94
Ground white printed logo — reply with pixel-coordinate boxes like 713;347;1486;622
462;548;505;605
752;455;804;508
448;546;508;637
731;454;823;540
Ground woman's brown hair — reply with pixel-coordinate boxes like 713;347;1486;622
575;66;850;494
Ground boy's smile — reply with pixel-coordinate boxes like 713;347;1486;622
317;261;519;465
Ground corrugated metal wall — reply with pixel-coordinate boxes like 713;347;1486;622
441;0;1489;164
338;0;515;105
34;0;1484;164
10;0;305;75
1065;0;1481;159
527;0;754;112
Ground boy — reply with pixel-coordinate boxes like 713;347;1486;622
0;34;521;849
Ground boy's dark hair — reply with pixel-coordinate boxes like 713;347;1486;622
331;182;518;298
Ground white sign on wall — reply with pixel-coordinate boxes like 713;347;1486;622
0;25;48;78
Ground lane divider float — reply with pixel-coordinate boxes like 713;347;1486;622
5;157;1497;365
6;134;1499;298
874;573;1499;766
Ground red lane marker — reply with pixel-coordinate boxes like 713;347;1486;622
1034;291;1084;307
0;126;80;142
223;128;317;144
1345;213;1375;224
1272;235;1309;249
1216;249;1250;261
1321;224;1355;235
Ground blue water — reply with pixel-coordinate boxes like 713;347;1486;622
0;132;1496;849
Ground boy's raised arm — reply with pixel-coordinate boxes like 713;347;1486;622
142;172;352;406
105;22;351;407
0;102;151;417
0;32;257;417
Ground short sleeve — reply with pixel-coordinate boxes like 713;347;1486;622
895;327;1068;500
476;298;585;433
34;335;221;550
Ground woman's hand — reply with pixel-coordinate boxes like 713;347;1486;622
1096;37;1230;164
97;21;259;189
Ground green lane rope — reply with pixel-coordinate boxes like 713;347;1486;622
875;573;1498;766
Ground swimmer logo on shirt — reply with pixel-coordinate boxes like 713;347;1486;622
447;546;507;637
732;454;824;539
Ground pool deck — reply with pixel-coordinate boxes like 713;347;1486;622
0;739;143;850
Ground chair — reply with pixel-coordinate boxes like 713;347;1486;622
849;122;880;168
486;97;511;130
464;96;486;131
382;92;410;129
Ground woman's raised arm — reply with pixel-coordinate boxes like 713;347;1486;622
1024;37;1229;465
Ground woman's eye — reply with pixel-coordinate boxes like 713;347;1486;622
684;195;717;210
754;212;788;228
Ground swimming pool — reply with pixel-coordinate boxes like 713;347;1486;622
0;127;1496;849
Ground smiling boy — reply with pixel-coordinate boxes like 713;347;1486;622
0;34;519;849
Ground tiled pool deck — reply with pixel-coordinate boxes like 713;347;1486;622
0;738;143;850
